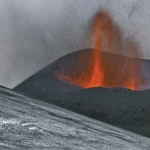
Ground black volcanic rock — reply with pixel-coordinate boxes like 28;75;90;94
15;86;150;137
14;49;150;137
1;85;150;149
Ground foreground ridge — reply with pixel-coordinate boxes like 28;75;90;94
0;86;150;149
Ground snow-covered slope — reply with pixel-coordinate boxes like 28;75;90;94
1;86;150;149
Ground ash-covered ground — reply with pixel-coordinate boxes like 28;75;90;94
1;86;150;149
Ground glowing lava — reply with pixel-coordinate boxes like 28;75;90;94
88;13;104;88
55;11;144;90
87;11;143;90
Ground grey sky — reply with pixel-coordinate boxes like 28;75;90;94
0;0;150;88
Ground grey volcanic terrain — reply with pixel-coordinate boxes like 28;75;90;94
1;86;150;149
14;49;150;137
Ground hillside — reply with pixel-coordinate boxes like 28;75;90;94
1;86;150;149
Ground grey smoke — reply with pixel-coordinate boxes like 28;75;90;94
0;0;150;88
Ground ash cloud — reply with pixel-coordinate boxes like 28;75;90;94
0;0;150;88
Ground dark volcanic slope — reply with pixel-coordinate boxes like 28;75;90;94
29;87;150;126
15;86;150;137
1;86;150;149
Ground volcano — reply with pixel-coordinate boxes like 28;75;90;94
15;11;150;92
14;48;150;93
14;48;150;137
14;11;150;138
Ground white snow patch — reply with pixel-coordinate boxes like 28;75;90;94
0;118;20;125
29;126;37;130
21;122;32;127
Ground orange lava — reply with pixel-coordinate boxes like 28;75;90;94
88;14;104;87
56;11;143;90
81;12;143;90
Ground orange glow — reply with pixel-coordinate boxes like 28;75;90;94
55;11;144;90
